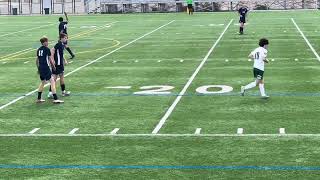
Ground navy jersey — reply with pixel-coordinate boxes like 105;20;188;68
37;46;51;71
238;7;248;18
59;21;68;34
54;41;65;67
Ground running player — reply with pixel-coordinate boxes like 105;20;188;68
48;33;71;98
238;6;248;35
59;12;75;59
241;38;269;99
36;37;64;104
186;0;194;15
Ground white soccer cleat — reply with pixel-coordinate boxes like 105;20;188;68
36;99;45;103
53;99;64;104
62;91;71;97
240;86;245;96
261;95;270;99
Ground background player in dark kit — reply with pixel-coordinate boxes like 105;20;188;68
238;6;248;34
59;12;75;59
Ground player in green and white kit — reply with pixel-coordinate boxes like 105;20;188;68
186;0;194;15
241;38;270;99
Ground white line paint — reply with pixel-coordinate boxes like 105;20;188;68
68;128;79;135
28;128;40;134
0;24;54;37
279;128;286;134
2;62;7;64
152;19;234;134
105;86;132;89
1;133;320;137
291;18;320;62
0;48;32;61
0;20;175;111
237;128;244;134
194;128;202;135
23;61;29;64
110;128;120;134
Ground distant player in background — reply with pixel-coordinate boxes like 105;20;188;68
186;0;194;15
238;6;248;34
48;33;71;98
241;38;269;99
59;12;75;59
36;37;64;104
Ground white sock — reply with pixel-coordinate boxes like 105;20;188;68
259;83;266;96
244;82;256;90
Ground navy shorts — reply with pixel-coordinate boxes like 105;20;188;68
52;66;64;75
239;17;246;23
39;70;52;81
253;68;264;80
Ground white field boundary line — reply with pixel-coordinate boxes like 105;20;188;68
0;23;55;37
1;133;320;137
291;18;320;62
152;19;234;134
0;20;175;111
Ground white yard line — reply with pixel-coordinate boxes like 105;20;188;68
0;24;54;37
291;18;320;61
28;128;40;134
110;128;120;134
0;133;319;137
68;128;79;135
152;19;234;134
194;128;202;135
0;20;175;111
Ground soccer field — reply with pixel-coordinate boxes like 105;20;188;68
2;11;320;179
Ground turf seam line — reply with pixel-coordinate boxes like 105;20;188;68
0;20;175;110
291;18;320;61
152;19;234;134
2;133;320;137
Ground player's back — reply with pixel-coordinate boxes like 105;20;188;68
59;22;68;34
54;41;65;66
251;47;267;71
37;46;51;70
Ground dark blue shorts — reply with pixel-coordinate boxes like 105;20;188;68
239;17;246;23
39;69;52;81
52;66;64;75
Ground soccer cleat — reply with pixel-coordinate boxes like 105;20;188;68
53;99;64;104
261;95;270;99
62;91;71;97
36;99;45;103
70;55;75;59
240;86;245;96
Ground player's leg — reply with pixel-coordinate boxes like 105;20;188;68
59;73;70;96
241;68;259;96
239;22;244;34
36;80;46;103
48;74;58;98
64;40;75;59
50;76;64;103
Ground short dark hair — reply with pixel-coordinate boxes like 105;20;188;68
40;37;48;44
59;17;63;22
259;38;269;47
59;33;67;40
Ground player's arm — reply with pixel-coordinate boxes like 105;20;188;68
64;56;68;65
263;53;269;63
64;12;69;23
248;51;254;59
36;57;40;74
50;48;56;70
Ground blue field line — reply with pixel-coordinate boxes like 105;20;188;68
1;164;320;171
2;92;320;98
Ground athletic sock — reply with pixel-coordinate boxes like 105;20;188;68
61;84;66;92
53;94;58;100
244;81;256;90
66;47;74;57
240;27;243;33
259;83;266;96
37;92;42;100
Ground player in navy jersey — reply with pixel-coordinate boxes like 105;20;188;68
48;33;71;98
238;6;248;35
36;37;63;104
59;12;75;59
